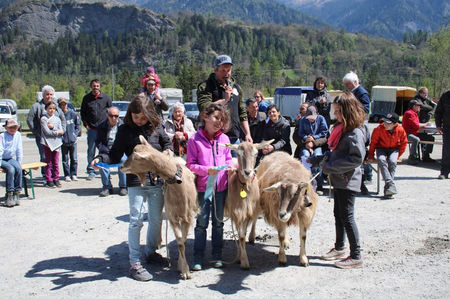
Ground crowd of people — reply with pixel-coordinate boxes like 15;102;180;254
1;54;449;280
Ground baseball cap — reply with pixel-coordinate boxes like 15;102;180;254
382;112;399;124
4;118;18;128
409;99;423;107
58;97;68;104
215;55;233;67
305;105;318;120
145;76;156;85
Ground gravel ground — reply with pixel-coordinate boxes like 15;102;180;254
0;127;449;298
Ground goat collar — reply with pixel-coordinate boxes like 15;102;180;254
166;164;183;184
236;169;256;190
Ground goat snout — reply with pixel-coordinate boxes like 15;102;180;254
279;211;291;223
244;170;251;177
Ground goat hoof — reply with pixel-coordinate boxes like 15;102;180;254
278;260;287;267
248;240;255;245
181;272;192;280
240;265;250;270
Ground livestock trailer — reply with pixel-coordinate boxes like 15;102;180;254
274;87;314;125
369;86;417;122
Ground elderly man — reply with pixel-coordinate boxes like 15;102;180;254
81;79;112;180
245;98;266;143
27;85;66;176
343;71;371;114
163;102;196;156
414;87;437;123
95;106;127;197
403;100;434;164
435;90;450;179
197;54;252;148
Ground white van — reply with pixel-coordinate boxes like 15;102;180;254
0;99;19;132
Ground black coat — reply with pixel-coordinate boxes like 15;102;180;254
261;116;292;155
97;122;173;187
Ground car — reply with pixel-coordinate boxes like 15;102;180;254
183;102;200;128
0;99;19;132
112;101;130;119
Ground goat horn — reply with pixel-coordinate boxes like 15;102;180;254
139;135;150;146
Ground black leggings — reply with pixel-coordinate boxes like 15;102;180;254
334;189;361;259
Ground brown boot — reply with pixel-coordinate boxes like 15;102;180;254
14;191;20;206
5;192;14;207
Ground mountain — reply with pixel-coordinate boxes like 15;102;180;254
273;0;450;40
0;1;174;43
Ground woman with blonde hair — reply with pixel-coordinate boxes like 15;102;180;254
320;91;368;269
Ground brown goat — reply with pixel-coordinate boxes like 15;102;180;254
222;140;272;269
257;151;318;266
121;136;198;279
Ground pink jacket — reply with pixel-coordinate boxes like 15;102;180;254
186;130;233;192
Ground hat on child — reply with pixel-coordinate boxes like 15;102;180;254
214;55;233;67
146;66;155;73
306;105;318;120
382;112;399;124
4;118;18;128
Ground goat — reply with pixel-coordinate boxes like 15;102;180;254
221;140;272;269
121;135;198;280
257;151;318;266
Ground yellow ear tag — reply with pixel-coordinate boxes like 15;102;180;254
240;188;247;198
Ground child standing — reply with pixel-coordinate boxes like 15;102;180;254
0;119;23;207
58;97;81;182
41;101;64;188
321;92;367;269
368;112;407;198
186;103;233;270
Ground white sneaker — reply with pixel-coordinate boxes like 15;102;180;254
334;256;363;269
71;175;78;181
321;248;346;261
65;176;72;182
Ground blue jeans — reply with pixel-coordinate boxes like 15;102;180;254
194;190;226;263
300;147;323;189
34;135;45;176
300;146;322;159
127;185;164;265
334;189;361;260
1;159;22;192
86;129;97;174
99;155;127;189
61;143;78;178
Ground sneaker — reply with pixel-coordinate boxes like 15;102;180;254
119;188;128;196
146;252;169;266
129;263;153;281
87;173;95;180
192;264;202;271
407;155;419;165
321;248;346;261
14;191;20;206
46;181;56;188
213;260;223;268
385;183;397;196
54;180;62;188
438;174;448;180
99;189;112;197
71;175;78;181
65;176;72;182
334;256;363;269
5;192;15;207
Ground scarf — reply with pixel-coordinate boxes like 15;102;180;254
328;123;343;151
173;117;186;156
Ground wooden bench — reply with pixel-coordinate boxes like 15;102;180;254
0;162;47;199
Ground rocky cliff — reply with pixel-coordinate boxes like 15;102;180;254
0;1;174;42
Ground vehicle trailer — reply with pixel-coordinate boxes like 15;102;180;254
369;86;417;123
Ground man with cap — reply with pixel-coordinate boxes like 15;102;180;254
140;66;161;88
140;75;168;120
403;99;434;164
197;54;252;148
368;112;408;198
0;118;23;207
435;90;450;179
297;105;328;193
80;79;112;180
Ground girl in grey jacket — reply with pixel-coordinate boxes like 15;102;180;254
321;91;367;269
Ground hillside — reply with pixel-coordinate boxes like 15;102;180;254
274;0;450;40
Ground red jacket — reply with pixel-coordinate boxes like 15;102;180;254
368;123;408;159
402;109;419;136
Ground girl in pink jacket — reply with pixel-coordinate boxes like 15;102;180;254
186;103;233;270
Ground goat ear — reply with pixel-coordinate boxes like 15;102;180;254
139;135;150;146
134;150;150;159
297;182;309;189
255;139;275;150
136;173;146;185
219;142;239;151
263;182;281;192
